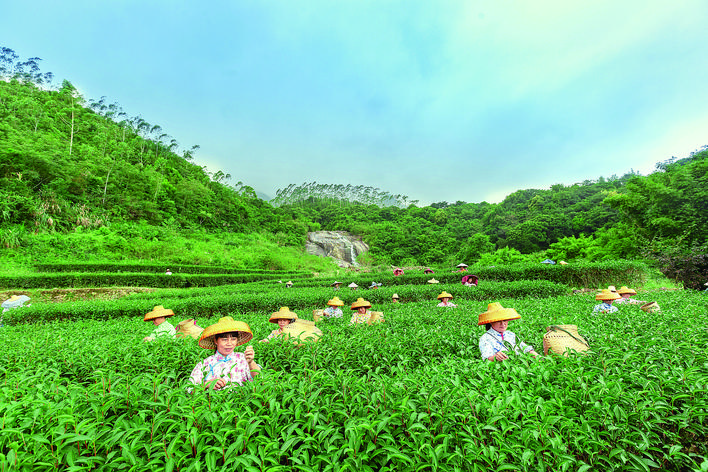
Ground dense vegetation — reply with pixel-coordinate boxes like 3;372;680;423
1;263;707;471
1;46;707;288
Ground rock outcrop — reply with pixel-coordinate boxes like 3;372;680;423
305;231;369;268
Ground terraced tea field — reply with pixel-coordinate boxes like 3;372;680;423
1;263;706;471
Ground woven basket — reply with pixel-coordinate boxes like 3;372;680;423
282;319;322;345
367;311;385;325
175;319;204;340
543;325;590;356
640;301;661;313
312;309;324;322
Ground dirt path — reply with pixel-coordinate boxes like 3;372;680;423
1;287;156;304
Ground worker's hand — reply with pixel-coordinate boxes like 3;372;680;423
244;346;255;363
213;378;227;390
490;351;508;361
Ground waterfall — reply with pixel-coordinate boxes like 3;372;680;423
332;232;359;267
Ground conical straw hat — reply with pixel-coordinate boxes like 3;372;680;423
348;282;358;288
269;306;298;323
144;305;175;321
330;281;343;286
351;298;372;310
437;291;453;300
595;289;621;301
427;278;439;284
327;296;344;306
199;317;253;349
477;302;521;326
392;293;400;299
617;286;637;295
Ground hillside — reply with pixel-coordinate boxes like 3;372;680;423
1;47;707;272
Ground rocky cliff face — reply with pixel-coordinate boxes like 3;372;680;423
305;231;369;268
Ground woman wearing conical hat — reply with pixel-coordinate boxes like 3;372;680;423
392;293;400;303
436;292;457;307
143;306;177;342
190;317;259;391
260;307;298;342
614;286;645;305
350;298;384;324
478;303;538;361
323;296;344;318
593;289;621;314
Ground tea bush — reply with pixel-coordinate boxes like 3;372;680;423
0;290;706;471
2;280;568;325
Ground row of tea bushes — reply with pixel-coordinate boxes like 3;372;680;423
33;262;309;276
279;260;649;290
1;291;706;470
0;271;313;290
2;280;569;325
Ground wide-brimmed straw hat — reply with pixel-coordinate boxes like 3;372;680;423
608;285;617;293
198;316;253;349
456;263;468;268
144;305;175;321
269;306;298;323
285;281;293;286
331;281;343;286
596;289;621;301
348;282;358;288
617;286;637;295
559;261;568;265
427;278;439;284
477;302;521;326
351;298;372;310
437;291;453;300
392;293;400;299
327;296;344;307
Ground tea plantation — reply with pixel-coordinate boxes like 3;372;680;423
1;264;706;471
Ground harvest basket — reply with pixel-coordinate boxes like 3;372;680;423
312;309;324;322
175;318;204;340
282;319;322;345
640;301;661;313
367;311;384;325
543;325;590;356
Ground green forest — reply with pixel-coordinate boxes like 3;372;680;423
1;47;707;287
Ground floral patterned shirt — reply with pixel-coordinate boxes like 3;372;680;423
323;307;343;318
593;302;618;313
189;351;253;389
350;310;370;324
479;328;533;360
437;301;457;307
264;328;284;341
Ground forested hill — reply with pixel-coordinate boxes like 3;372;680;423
1;47;706;268
0;49;313;247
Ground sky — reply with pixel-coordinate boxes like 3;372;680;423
3;0;708;205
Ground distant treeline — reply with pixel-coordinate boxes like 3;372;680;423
2;46;707;273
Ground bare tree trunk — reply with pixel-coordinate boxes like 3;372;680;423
68;107;74;156
102;165;112;206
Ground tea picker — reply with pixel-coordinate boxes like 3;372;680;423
143;305;177;341
478;302;538;361
190;317;259;391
